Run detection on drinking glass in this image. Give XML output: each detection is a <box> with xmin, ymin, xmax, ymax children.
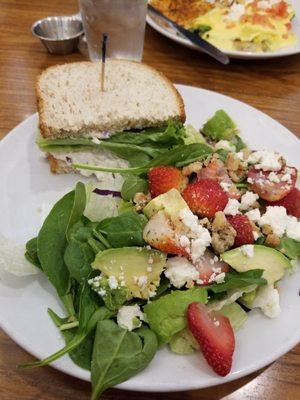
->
<box><xmin>79</xmin><ymin>0</ymin><xmax>148</xmax><ymax>61</ymax></box>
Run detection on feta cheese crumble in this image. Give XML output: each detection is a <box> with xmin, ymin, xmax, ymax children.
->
<box><xmin>239</xmin><ymin>191</ymin><xmax>259</xmax><ymax>211</ymax></box>
<box><xmin>117</xmin><ymin>305</ymin><xmax>144</xmax><ymax>331</ymax></box>
<box><xmin>258</xmin><ymin>206</ymin><xmax>300</xmax><ymax>240</ymax></box>
<box><xmin>224</xmin><ymin>199</ymin><xmax>240</xmax><ymax>216</ymax></box>
<box><xmin>245</xmin><ymin>208</ymin><xmax>261</xmax><ymax>222</ymax></box>
<box><xmin>215</xmin><ymin>140</ymin><xmax>236</xmax><ymax>152</ymax></box>
<box><xmin>214</xmin><ymin>272</ymin><xmax>226</xmax><ymax>284</ymax></box>
<box><xmin>247</xmin><ymin>151</ymin><xmax>282</xmax><ymax>171</ymax></box>
<box><xmin>108</xmin><ymin>276</ymin><xmax>118</xmax><ymax>290</ymax></box>
<box><xmin>164</xmin><ymin>257</ymin><xmax>199</xmax><ymax>288</ymax></box>
<box><xmin>251</xmin><ymin>285</ymin><xmax>281</xmax><ymax>318</ymax></box>
<box><xmin>258</xmin><ymin>206</ymin><xmax>288</xmax><ymax>237</ymax></box>
<box><xmin>179</xmin><ymin>208</ymin><xmax>211</xmax><ymax>262</ymax></box>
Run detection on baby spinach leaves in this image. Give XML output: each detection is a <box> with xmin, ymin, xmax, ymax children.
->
<box><xmin>121</xmin><ymin>175</ymin><xmax>148</xmax><ymax>201</ymax></box>
<box><xmin>73</xmin><ymin>143</ymin><xmax>213</xmax><ymax>175</ymax></box>
<box><xmin>37</xmin><ymin>190</ymin><xmax>75</xmax><ymax>299</ymax></box>
<box><xmin>208</xmin><ymin>269</ymin><xmax>267</xmax><ymax>294</ymax></box>
<box><xmin>95</xmin><ymin>210</ymin><xmax>148</xmax><ymax>248</ymax></box>
<box><xmin>34</xmin><ymin>183</ymin><xmax>87</xmax><ymax>313</ymax></box>
<box><xmin>91</xmin><ymin>320</ymin><xmax>157</xmax><ymax>400</ymax></box>
<box><xmin>25</xmin><ymin>237</ymin><xmax>41</xmax><ymax>268</ymax></box>
<box><xmin>19</xmin><ymin>284</ymin><xmax>111</xmax><ymax>370</ymax></box>
<box><xmin>66</xmin><ymin>182</ymin><xmax>86</xmax><ymax>241</ymax></box>
<box><xmin>277</xmin><ymin>237</ymin><xmax>300</xmax><ymax>260</ymax></box>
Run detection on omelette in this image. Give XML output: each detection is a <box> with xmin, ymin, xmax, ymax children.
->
<box><xmin>151</xmin><ymin>0</ymin><xmax>297</xmax><ymax>52</ymax></box>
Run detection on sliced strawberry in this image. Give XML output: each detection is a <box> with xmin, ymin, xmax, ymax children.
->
<box><xmin>194</xmin><ymin>250</ymin><xmax>229</xmax><ymax>285</ymax></box>
<box><xmin>148</xmin><ymin>166</ymin><xmax>187</xmax><ymax>198</ymax></box>
<box><xmin>143</xmin><ymin>211</ymin><xmax>189</xmax><ymax>257</ymax></box>
<box><xmin>182</xmin><ymin>179</ymin><xmax>228</xmax><ymax>218</ymax></box>
<box><xmin>266</xmin><ymin>187</ymin><xmax>300</xmax><ymax>218</ymax></box>
<box><xmin>227</xmin><ymin>214</ymin><xmax>254</xmax><ymax>247</ymax></box>
<box><xmin>197</xmin><ymin>158</ymin><xmax>241</xmax><ymax>200</ymax></box>
<box><xmin>187</xmin><ymin>302</ymin><xmax>235</xmax><ymax>376</ymax></box>
<box><xmin>247</xmin><ymin>166</ymin><xmax>297</xmax><ymax>202</ymax></box>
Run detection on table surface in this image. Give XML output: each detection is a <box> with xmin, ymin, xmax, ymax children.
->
<box><xmin>0</xmin><ymin>1</ymin><xmax>299</xmax><ymax>399</ymax></box>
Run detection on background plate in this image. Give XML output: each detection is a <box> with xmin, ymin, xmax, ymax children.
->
<box><xmin>0</xmin><ymin>85</ymin><xmax>299</xmax><ymax>392</ymax></box>
<box><xmin>147</xmin><ymin>0</ymin><xmax>300</xmax><ymax>60</ymax></box>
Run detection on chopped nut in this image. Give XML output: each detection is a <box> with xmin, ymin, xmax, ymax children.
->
<box><xmin>226</xmin><ymin>153</ymin><xmax>240</xmax><ymax>171</ymax></box>
<box><xmin>182</xmin><ymin>161</ymin><xmax>203</xmax><ymax>176</ymax></box>
<box><xmin>133</xmin><ymin>192</ymin><xmax>151</xmax><ymax>211</ymax></box>
<box><xmin>199</xmin><ymin>217</ymin><xmax>211</xmax><ymax>230</ymax></box>
<box><xmin>226</xmin><ymin>152</ymin><xmax>248</xmax><ymax>183</ymax></box>
<box><xmin>211</xmin><ymin>211</ymin><xmax>236</xmax><ymax>254</ymax></box>
<box><xmin>261</xmin><ymin>224</ymin><xmax>273</xmax><ymax>235</ymax></box>
<box><xmin>265</xmin><ymin>233</ymin><xmax>280</xmax><ymax>248</ymax></box>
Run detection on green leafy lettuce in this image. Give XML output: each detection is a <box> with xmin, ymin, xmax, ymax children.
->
<box><xmin>277</xmin><ymin>236</ymin><xmax>300</xmax><ymax>260</ymax></box>
<box><xmin>144</xmin><ymin>287</ymin><xmax>207</xmax><ymax>344</ymax></box>
<box><xmin>202</xmin><ymin>110</ymin><xmax>238</xmax><ymax>141</ymax></box>
<box><xmin>208</xmin><ymin>269</ymin><xmax>267</xmax><ymax>294</ymax></box>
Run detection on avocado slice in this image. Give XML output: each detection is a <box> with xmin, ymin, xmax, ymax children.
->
<box><xmin>92</xmin><ymin>247</ymin><xmax>166</xmax><ymax>299</ymax></box>
<box><xmin>221</xmin><ymin>245</ymin><xmax>291</xmax><ymax>285</ymax></box>
<box><xmin>143</xmin><ymin>189</ymin><xmax>188</xmax><ymax>220</ymax></box>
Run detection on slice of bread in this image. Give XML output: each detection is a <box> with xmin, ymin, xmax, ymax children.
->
<box><xmin>37</xmin><ymin>60</ymin><xmax>185</xmax><ymax>138</ymax></box>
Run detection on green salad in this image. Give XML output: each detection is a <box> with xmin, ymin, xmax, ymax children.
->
<box><xmin>21</xmin><ymin>110</ymin><xmax>300</xmax><ymax>398</ymax></box>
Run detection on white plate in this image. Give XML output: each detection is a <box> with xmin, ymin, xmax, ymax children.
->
<box><xmin>147</xmin><ymin>0</ymin><xmax>300</xmax><ymax>60</ymax></box>
<box><xmin>0</xmin><ymin>85</ymin><xmax>299</xmax><ymax>392</ymax></box>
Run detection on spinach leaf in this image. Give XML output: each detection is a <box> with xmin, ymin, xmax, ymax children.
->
<box><xmin>277</xmin><ymin>237</ymin><xmax>300</xmax><ymax>259</ymax></box>
<box><xmin>96</xmin><ymin>210</ymin><xmax>148</xmax><ymax>247</ymax></box>
<box><xmin>72</xmin><ymin>143</ymin><xmax>213</xmax><ymax>175</ymax></box>
<box><xmin>148</xmin><ymin>143</ymin><xmax>213</xmax><ymax>168</ymax></box>
<box><xmin>91</xmin><ymin>320</ymin><xmax>157</xmax><ymax>399</ymax></box>
<box><xmin>215</xmin><ymin>148</ymin><xmax>229</xmax><ymax>162</ymax></box>
<box><xmin>232</xmin><ymin>135</ymin><xmax>247</xmax><ymax>151</ymax></box>
<box><xmin>37</xmin><ymin>191</ymin><xmax>74</xmax><ymax>299</ymax></box>
<box><xmin>65</xmin><ymin>222</ymin><xmax>101</xmax><ymax>284</ymax></box>
<box><xmin>66</xmin><ymin>182</ymin><xmax>86</xmax><ymax>241</ymax></box>
<box><xmin>118</xmin><ymin>200</ymin><xmax>134</xmax><ymax>214</ymax></box>
<box><xmin>88</xmin><ymin>237</ymin><xmax>106</xmax><ymax>254</ymax></box>
<box><xmin>37</xmin><ymin>183</ymin><xmax>87</xmax><ymax>314</ymax></box>
<box><xmin>25</xmin><ymin>237</ymin><xmax>41</xmax><ymax>269</ymax></box>
<box><xmin>92</xmin><ymin>278</ymin><xmax>130</xmax><ymax>312</ymax></box>
<box><xmin>121</xmin><ymin>175</ymin><xmax>148</xmax><ymax>201</ymax></box>
<box><xmin>64</xmin><ymin>240</ymin><xmax>95</xmax><ymax>284</ymax></box>
<box><xmin>19</xmin><ymin>284</ymin><xmax>111</xmax><ymax>369</ymax></box>
<box><xmin>208</xmin><ymin>269</ymin><xmax>267</xmax><ymax>294</ymax></box>
<box><xmin>47</xmin><ymin>308</ymin><xmax>94</xmax><ymax>371</ymax></box>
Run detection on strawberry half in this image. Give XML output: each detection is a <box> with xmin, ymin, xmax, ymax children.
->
<box><xmin>197</xmin><ymin>158</ymin><xmax>241</xmax><ymax>199</ymax></box>
<box><xmin>266</xmin><ymin>187</ymin><xmax>300</xmax><ymax>218</ymax></box>
<box><xmin>182</xmin><ymin>179</ymin><xmax>228</xmax><ymax>218</ymax></box>
<box><xmin>143</xmin><ymin>211</ymin><xmax>189</xmax><ymax>257</ymax></box>
<box><xmin>187</xmin><ymin>302</ymin><xmax>235</xmax><ymax>376</ymax></box>
<box><xmin>247</xmin><ymin>166</ymin><xmax>297</xmax><ymax>202</ymax></box>
<box><xmin>227</xmin><ymin>214</ymin><xmax>254</xmax><ymax>247</ymax></box>
<box><xmin>148</xmin><ymin>166</ymin><xmax>187</xmax><ymax>198</ymax></box>
<box><xmin>195</xmin><ymin>250</ymin><xmax>229</xmax><ymax>285</ymax></box>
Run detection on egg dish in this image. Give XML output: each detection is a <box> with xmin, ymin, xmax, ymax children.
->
<box><xmin>151</xmin><ymin>0</ymin><xmax>297</xmax><ymax>53</ymax></box>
